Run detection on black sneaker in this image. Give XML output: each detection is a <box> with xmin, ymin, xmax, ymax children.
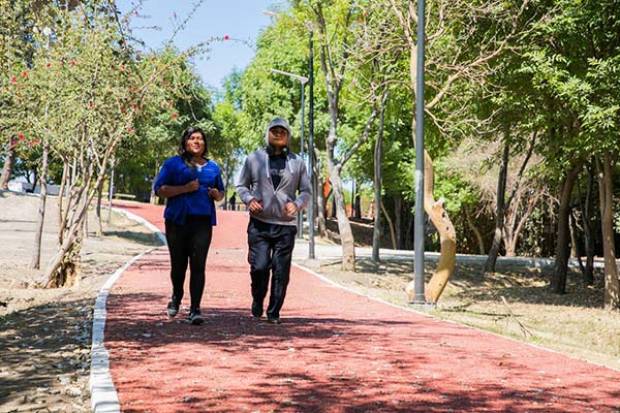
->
<box><xmin>167</xmin><ymin>299</ymin><xmax>180</xmax><ymax>318</ymax></box>
<box><xmin>188</xmin><ymin>308</ymin><xmax>204</xmax><ymax>325</ymax></box>
<box><xmin>266</xmin><ymin>317</ymin><xmax>281</xmax><ymax>324</ymax></box>
<box><xmin>251</xmin><ymin>301</ymin><xmax>263</xmax><ymax>319</ymax></box>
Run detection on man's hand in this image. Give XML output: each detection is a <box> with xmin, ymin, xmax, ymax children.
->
<box><xmin>248</xmin><ymin>199</ymin><xmax>263</xmax><ymax>214</ymax></box>
<box><xmin>184</xmin><ymin>179</ymin><xmax>199</xmax><ymax>193</ymax></box>
<box><xmin>283</xmin><ymin>202</ymin><xmax>298</xmax><ymax>217</ymax></box>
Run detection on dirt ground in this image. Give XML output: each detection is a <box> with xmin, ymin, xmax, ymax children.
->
<box><xmin>298</xmin><ymin>257</ymin><xmax>620</xmax><ymax>372</ymax></box>
<box><xmin>0</xmin><ymin>190</ymin><xmax>161</xmax><ymax>413</ymax></box>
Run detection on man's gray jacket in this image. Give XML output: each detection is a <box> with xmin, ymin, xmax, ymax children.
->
<box><xmin>235</xmin><ymin>148</ymin><xmax>311</xmax><ymax>226</ymax></box>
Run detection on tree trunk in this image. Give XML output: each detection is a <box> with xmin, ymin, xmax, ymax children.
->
<box><xmin>314</xmin><ymin>4</ymin><xmax>352</xmax><ymax>264</ymax></box>
<box><xmin>582</xmin><ymin>162</ymin><xmax>595</xmax><ymax>285</ymax></box>
<box><xmin>508</xmin><ymin>192</ymin><xmax>541</xmax><ymax>259</ymax></box>
<box><xmin>372</xmin><ymin>101</ymin><xmax>386</xmax><ymax>262</ymax></box>
<box><xmin>43</xmin><ymin>158</ymin><xmax>102</xmax><ymax>287</ymax></box>
<box><xmin>83</xmin><ymin>203</ymin><xmax>89</xmax><ymax>239</ymax></box>
<box><xmin>421</xmin><ymin>150</ymin><xmax>457</xmax><ymax>303</ymax></box>
<box><xmin>324</xmin><ymin>93</ymin><xmax>356</xmax><ymax>270</ymax></box>
<box><xmin>380</xmin><ymin>200</ymin><xmax>397</xmax><ymax>250</ymax></box>
<box><xmin>29</xmin><ymin>142</ymin><xmax>49</xmax><ymax>270</ymax></box>
<box><xmin>95</xmin><ymin>177</ymin><xmax>104</xmax><ymax>237</ymax></box>
<box><xmin>569</xmin><ymin>211</ymin><xmax>579</xmax><ymax>258</ymax></box>
<box><xmin>552</xmin><ymin>163</ymin><xmax>582</xmax><ymax>294</ymax></box>
<box><xmin>596</xmin><ymin>155</ymin><xmax>620</xmax><ymax>310</ymax></box>
<box><xmin>45</xmin><ymin>205</ymin><xmax>84</xmax><ymax>287</ymax></box>
<box><xmin>394</xmin><ymin>194</ymin><xmax>402</xmax><ymax>249</ymax></box>
<box><xmin>485</xmin><ymin>137</ymin><xmax>510</xmax><ymax>272</ymax></box>
<box><xmin>44</xmin><ymin>186</ymin><xmax>92</xmax><ymax>288</ymax></box>
<box><xmin>314</xmin><ymin>153</ymin><xmax>327</xmax><ymax>236</ymax></box>
<box><xmin>504</xmin><ymin>228</ymin><xmax>517</xmax><ymax>257</ymax></box>
<box><xmin>464</xmin><ymin>208</ymin><xmax>485</xmax><ymax>255</ymax></box>
<box><xmin>0</xmin><ymin>141</ymin><xmax>16</xmax><ymax>190</ymax></box>
<box><xmin>329</xmin><ymin>165</ymin><xmax>356</xmax><ymax>271</ymax></box>
<box><xmin>58</xmin><ymin>161</ymin><xmax>69</xmax><ymax>231</ymax></box>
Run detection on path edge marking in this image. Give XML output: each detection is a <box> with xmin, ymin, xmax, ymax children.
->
<box><xmin>89</xmin><ymin>207</ymin><xmax>166</xmax><ymax>412</ymax></box>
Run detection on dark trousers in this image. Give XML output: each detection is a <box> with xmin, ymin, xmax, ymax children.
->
<box><xmin>165</xmin><ymin>215</ymin><xmax>213</xmax><ymax>311</ymax></box>
<box><xmin>247</xmin><ymin>218</ymin><xmax>297</xmax><ymax>319</ymax></box>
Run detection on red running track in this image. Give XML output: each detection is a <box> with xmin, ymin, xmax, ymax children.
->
<box><xmin>105</xmin><ymin>201</ymin><xmax>620</xmax><ymax>412</ymax></box>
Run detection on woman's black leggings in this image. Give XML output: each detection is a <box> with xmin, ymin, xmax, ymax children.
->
<box><xmin>164</xmin><ymin>215</ymin><xmax>213</xmax><ymax>311</ymax></box>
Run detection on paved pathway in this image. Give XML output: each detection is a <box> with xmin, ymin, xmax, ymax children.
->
<box><xmin>104</xmin><ymin>202</ymin><xmax>620</xmax><ymax>412</ymax></box>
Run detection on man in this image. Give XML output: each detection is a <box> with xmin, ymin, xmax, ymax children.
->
<box><xmin>229</xmin><ymin>193</ymin><xmax>236</xmax><ymax>211</ymax></box>
<box><xmin>236</xmin><ymin>117</ymin><xmax>311</xmax><ymax>324</ymax></box>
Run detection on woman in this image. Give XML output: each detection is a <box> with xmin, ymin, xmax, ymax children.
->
<box><xmin>153</xmin><ymin>126</ymin><xmax>224</xmax><ymax>325</ymax></box>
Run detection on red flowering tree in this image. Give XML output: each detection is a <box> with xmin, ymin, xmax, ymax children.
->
<box><xmin>0</xmin><ymin>0</ymin><xmax>35</xmax><ymax>189</ymax></box>
<box><xmin>13</xmin><ymin>6</ymin><xmax>198</xmax><ymax>287</ymax></box>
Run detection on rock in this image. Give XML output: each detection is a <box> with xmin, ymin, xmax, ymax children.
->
<box><xmin>58</xmin><ymin>375</ymin><xmax>71</xmax><ymax>385</ymax></box>
<box><xmin>65</xmin><ymin>386</ymin><xmax>82</xmax><ymax>397</ymax></box>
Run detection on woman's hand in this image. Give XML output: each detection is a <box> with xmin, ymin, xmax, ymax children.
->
<box><xmin>157</xmin><ymin>179</ymin><xmax>198</xmax><ymax>198</ymax></box>
<box><xmin>185</xmin><ymin>179</ymin><xmax>200</xmax><ymax>193</ymax></box>
<box><xmin>208</xmin><ymin>187</ymin><xmax>224</xmax><ymax>201</ymax></box>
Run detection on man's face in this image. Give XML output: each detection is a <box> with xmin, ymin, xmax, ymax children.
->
<box><xmin>268</xmin><ymin>126</ymin><xmax>289</xmax><ymax>148</ymax></box>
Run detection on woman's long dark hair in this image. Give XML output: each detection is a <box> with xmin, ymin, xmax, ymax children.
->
<box><xmin>179</xmin><ymin>126</ymin><xmax>208</xmax><ymax>163</ymax></box>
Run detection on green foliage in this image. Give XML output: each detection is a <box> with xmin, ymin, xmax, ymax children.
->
<box><xmin>115</xmin><ymin>47</ymin><xmax>216</xmax><ymax>198</ymax></box>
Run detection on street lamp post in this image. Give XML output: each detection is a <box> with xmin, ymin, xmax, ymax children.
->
<box><xmin>270</xmin><ymin>68</ymin><xmax>309</xmax><ymax>239</ymax></box>
<box><xmin>308</xmin><ymin>31</ymin><xmax>316</xmax><ymax>259</ymax></box>
<box><xmin>413</xmin><ymin>0</ymin><xmax>427</xmax><ymax>304</ymax></box>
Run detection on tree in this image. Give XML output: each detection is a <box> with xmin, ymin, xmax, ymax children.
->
<box><xmin>301</xmin><ymin>0</ymin><xmax>377</xmax><ymax>271</ymax></box>
<box><xmin>0</xmin><ymin>0</ymin><xmax>36</xmax><ymax>189</ymax></box>
<box><xmin>15</xmin><ymin>5</ymin><xmax>200</xmax><ymax>287</ymax></box>
<box><xmin>520</xmin><ymin>0</ymin><xmax>620</xmax><ymax>307</ymax></box>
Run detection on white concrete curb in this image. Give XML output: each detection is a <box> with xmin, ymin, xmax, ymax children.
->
<box><xmin>90</xmin><ymin>249</ymin><xmax>153</xmax><ymax>412</ymax></box>
<box><xmin>110</xmin><ymin>207</ymin><xmax>167</xmax><ymax>245</ymax></box>
<box><xmin>89</xmin><ymin>207</ymin><xmax>166</xmax><ymax>412</ymax></box>
<box><xmin>293</xmin><ymin>241</ymin><xmax>607</xmax><ymax>270</ymax></box>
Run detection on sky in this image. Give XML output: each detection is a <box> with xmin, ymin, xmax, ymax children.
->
<box><xmin>116</xmin><ymin>0</ymin><xmax>287</xmax><ymax>90</ymax></box>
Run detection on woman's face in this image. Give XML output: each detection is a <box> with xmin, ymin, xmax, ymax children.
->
<box><xmin>185</xmin><ymin>132</ymin><xmax>205</xmax><ymax>157</ymax></box>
